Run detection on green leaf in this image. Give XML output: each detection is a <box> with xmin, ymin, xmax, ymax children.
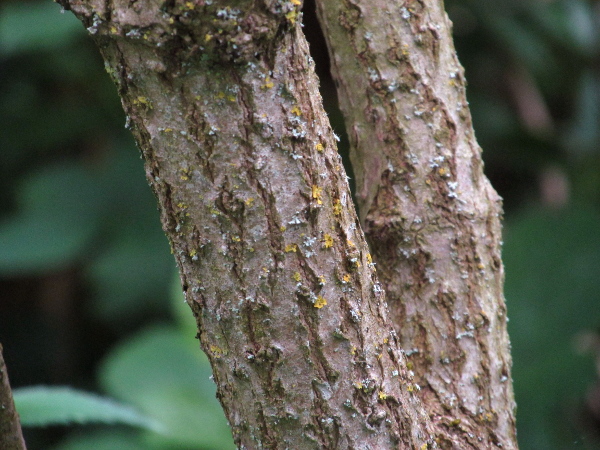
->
<box><xmin>98</xmin><ymin>326</ymin><xmax>234</xmax><ymax>449</ymax></box>
<box><xmin>529</xmin><ymin>0</ymin><xmax>598</xmax><ymax>57</ymax></box>
<box><xmin>0</xmin><ymin>1</ymin><xmax>84</xmax><ymax>57</ymax></box>
<box><xmin>85</xmin><ymin>226</ymin><xmax>173</xmax><ymax>322</ymax></box>
<box><xmin>562</xmin><ymin>71</ymin><xmax>600</xmax><ymax>157</ymax></box>
<box><xmin>0</xmin><ymin>163</ymin><xmax>107</xmax><ymax>275</ymax></box>
<box><xmin>14</xmin><ymin>386</ymin><xmax>160</xmax><ymax>431</ymax></box>
<box><xmin>505</xmin><ymin>206</ymin><xmax>600</xmax><ymax>449</ymax></box>
<box><xmin>171</xmin><ymin>270</ymin><xmax>200</xmax><ymax>344</ymax></box>
<box><xmin>52</xmin><ymin>429</ymin><xmax>143</xmax><ymax>450</ymax></box>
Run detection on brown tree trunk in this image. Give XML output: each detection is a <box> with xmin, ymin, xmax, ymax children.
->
<box><xmin>0</xmin><ymin>345</ymin><xmax>27</xmax><ymax>450</ymax></box>
<box><xmin>315</xmin><ymin>0</ymin><xmax>517</xmax><ymax>448</ymax></box>
<box><xmin>57</xmin><ymin>0</ymin><xmax>517</xmax><ymax>448</ymax></box>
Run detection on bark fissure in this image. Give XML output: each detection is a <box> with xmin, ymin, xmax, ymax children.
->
<box><xmin>315</xmin><ymin>0</ymin><xmax>517</xmax><ymax>447</ymax></box>
<box><xmin>57</xmin><ymin>0</ymin><xmax>517</xmax><ymax>447</ymax></box>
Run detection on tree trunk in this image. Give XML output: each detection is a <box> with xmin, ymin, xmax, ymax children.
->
<box><xmin>314</xmin><ymin>1</ymin><xmax>517</xmax><ymax>448</ymax></box>
<box><xmin>0</xmin><ymin>345</ymin><xmax>27</xmax><ymax>450</ymax></box>
<box><xmin>57</xmin><ymin>0</ymin><xmax>517</xmax><ymax>448</ymax></box>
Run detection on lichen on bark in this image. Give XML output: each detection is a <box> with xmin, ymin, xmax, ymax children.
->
<box><xmin>315</xmin><ymin>0</ymin><xmax>517</xmax><ymax>447</ymax></box>
<box><xmin>57</xmin><ymin>0</ymin><xmax>445</xmax><ymax>448</ymax></box>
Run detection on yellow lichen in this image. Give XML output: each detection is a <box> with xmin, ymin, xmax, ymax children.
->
<box><xmin>318</xmin><ymin>275</ymin><xmax>326</xmax><ymax>285</ymax></box>
<box><xmin>315</xmin><ymin>142</ymin><xmax>324</xmax><ymax>152</ymax></box>
<box><xmin>333</xmin><ymin>199</ymin><xmax>342</xmax><ymax>215</ymax></box>
<box><xmin>245</xmin><ymin>197</ymin><xmax>255</xmax><ymax>206</ymax></box>
<box><xmin>479</xmin><ymin>412</ymin><xmax>493</xmax><ymax>423</ymax></box>
<box><xmin>285</xmin><ymin>244</ymin><xmax>298</xmax><ymax>253</ymax></box>
<box><xmin>366</xmin><ymin>253</ymin><xmax>373</xmax><ymax>264</ymax></box>
<box><xmin>261</xmin><ymin>77</ymin><xmax>274</xmax><ymax>90</ymax></box>
<box><xmin>314</xmin><ymin>296</ymin><xmax>327</xmax><ymax>308</ymax></box>
<box><xmin>312</xmin><ymin>185</ymin><xmax>323</xmax><ymax>205</ymax></box>
<box><xmin>189</xmin><ymin>249</ymin><xmax>197</xmax><ymax>258</ymax></box>
<box><xmin>342</xmin><ymin>273</ymin><xmax>351</xmax><ymax>283</ymax></box>
<box><xmin>323</xmin><ymin>234</ymin><xmax>334</xmax><ymax>249</ymax></box>
<box><xmin>285</xmin><ymin>9</ymin><xmax>298</xmax><ymax>24</ymax></box>
<box><xmin>290</xmin><ymin>106</ymin><xmax>302</xmax><ymax>116</ymax></box>
<box><xmin>210</xmin><ymin>345</ymin><xmax>226</xmax><ymax>358</ymax></box>
<box><xmin>133</xmin><ymin>96</ymin><xmax>153</xmax><ymax>109</ymax></box>
<box><xmin>232</xmin><ymin>236</ymin><xmax>241</xmax><ymax>242</ymax></box>
<box><xmin>293</xmin><ymin>272</ymin><xmax>301</xmax><ymax>282</ymax></box>
<box><xmin>378</xmin><ymin>391</ymin><xmax>388</xmax><ymax>400</ymax></box>
<box><xmin>280</xmin><ymin>225</ymin><xmax>286</xmax><ymax>232</ymax></box>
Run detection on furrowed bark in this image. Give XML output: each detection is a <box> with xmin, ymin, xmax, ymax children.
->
<box><xmin>315</xmin><ymin>0</ymin><xmax>517</xmax><ymax>448</ymax></box>
<box><xmin>58</xmin><ymin>1</ymin><xmax>436</xmax><ymax>448</ymax></box>
<box><xmin>0</xmin><ymin>344</ymin><xmax>26</xmax><ymax>450</ymax></box>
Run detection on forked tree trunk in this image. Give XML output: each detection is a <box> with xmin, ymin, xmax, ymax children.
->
<box><xmin>315</xmin><ymin>1</ymin><xmax>517</xmax><ymax>447</ymax></box>
<box><xmin>57</xmin><ymin>0</ymin><xmax>517</xmax><ymax>448</ymax></box>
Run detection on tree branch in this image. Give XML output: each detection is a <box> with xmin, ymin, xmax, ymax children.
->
<box><xmin>315</xmin><ymin>0</ymin><xmax>517</xmax><ymax>447</ymax></box>
<box><xmin>0</xmin><ymin>344</ymin><xmax>26</xmax><ymax>450</ymax></box>
<box><xmin>58</xmin><ymin>1</ymin><xmax>439</xmax><ymax>447</ymax></box>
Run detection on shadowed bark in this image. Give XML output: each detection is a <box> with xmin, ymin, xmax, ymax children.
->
<box><xmin>0</xmin><ymin>344</ymin><xmax>26</xmax><ymax>450</ymax></box>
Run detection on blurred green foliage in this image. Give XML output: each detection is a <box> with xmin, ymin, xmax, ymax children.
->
<box><xmin>14</xmin><ymin>386</ymin><xmax>160</xmax><ymax>431</ymax></box>
<box><xmin>0</xmin><ymin>0</ymin><xmax>599</xmax><ymax>448</ymax></box>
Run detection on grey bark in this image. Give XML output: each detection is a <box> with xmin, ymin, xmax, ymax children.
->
<box><xmin>56</xmin><ymin>0</ymin><xmax>517</xmax><ymax>448</ymax></box>
<box><xmin>315</xmin><ymin>1</ymin><xmax>517</xmax><ymax>448</ymax></box>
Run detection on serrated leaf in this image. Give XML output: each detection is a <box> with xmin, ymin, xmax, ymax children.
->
<box><xmin>14</xmin><ymin>386</ymin><xmax>161</xmax><ymax>431</ymax></box>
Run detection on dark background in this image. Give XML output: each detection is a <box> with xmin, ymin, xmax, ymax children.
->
<box><xmin>1</xmin><ymin>0</ymin><xmax>599</xmax><ymax>448</ymax></box>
